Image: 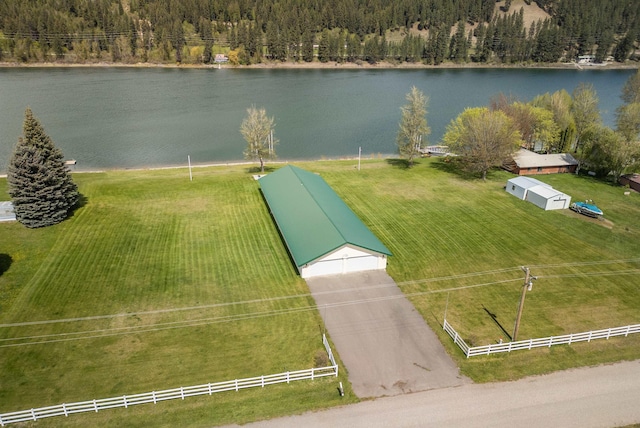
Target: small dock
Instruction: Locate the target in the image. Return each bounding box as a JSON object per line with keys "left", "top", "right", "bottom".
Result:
{"left": 420, "top": 145, "right": 450, "bottom": 156}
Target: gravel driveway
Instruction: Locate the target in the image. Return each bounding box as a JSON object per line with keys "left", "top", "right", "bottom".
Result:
{"left": 306, "top": 270, "right": 470, "bottom": 398}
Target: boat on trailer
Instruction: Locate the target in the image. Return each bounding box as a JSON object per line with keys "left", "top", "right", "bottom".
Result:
{"left": 570, "top": 200, "right": 603, "bottom": 218}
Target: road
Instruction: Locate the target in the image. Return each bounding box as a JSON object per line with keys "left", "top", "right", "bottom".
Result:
{"left": 243, "top": 359, "right": 640, "bottom": 428}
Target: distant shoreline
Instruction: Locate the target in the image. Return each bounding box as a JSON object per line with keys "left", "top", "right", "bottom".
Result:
{"left": 1, "top": 60, "right": 638, "bottom": 70}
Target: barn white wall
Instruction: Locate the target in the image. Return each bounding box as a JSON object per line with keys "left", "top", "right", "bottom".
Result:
{"left": 301, "top": 245, "right": 387, "bottom": 278}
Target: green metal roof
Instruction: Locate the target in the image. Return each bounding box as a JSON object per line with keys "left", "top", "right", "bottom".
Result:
{"left": 259, "top": 165, "right": 391, "bottom": 270}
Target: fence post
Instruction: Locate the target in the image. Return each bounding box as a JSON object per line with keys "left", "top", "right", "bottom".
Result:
{"left": 63, "top": 403, "right": 68, "bottom": 417}
{"left": 124, "top": 395, "right": 128, "bottom": 408}
{"left": 152, "top": 391, "right": 157, "bottom": 404}
{"left": 208, "top": 383, "right": 213, "bottom": 395}
{"left": 180, "top": 387, "right": 185, "bottom": 400}
{"left": 588, "top": 331, "right": 592, "bottom": 342}
{"left": 286, "top": 371, "right": 290, "bottom": 384}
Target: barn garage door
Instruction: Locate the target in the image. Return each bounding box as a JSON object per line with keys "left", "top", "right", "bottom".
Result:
{"left": 304, "top": 255, "right": 381, "bottom": 278}
{"left": 345, "top": 255, "right": 379, "bottom": 273}
{"left": 304, "top": 258, "right": 343, "bottom": 278}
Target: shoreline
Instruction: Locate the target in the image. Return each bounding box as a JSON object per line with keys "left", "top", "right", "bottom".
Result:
{"left": 1, "top": 155, "right": 395, "bottom": 177}
{"left": 1, "top": 60, "right": 638, "bottom": 70}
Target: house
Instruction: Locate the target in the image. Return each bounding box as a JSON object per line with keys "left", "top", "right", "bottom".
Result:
{"left": 504, "top": 148, "right": 578, "bottom": 176}
{"left": 259, "top": 165, "right": 391, "bottom": 278}
{"left": 620, "top": 173, "right": 640, "bottom": 192}
{"left": 506, "top": 176, "right": 572, "bottom": 211}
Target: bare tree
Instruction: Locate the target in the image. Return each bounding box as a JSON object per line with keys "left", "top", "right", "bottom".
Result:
{"left": 240, "top": 105, "right": 278, "bottom": 173}
{"left": 396, "top": 86, "right": 430, "bottom": 167}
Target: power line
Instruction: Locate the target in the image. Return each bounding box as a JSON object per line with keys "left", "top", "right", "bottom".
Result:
{"left": 4, "top": 269, "right": 639, "bottom": 348}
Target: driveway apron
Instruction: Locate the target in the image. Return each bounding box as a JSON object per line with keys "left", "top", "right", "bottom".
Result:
{"left": 306, "top": 270, "right": 470, "bottom": 398}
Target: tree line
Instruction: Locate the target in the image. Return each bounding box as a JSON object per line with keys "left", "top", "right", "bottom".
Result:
{"left": 0, "top": 0, "right": 638, "bottom": 65}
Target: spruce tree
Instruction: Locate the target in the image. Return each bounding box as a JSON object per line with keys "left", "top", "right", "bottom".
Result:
{"left": 7, "top": 108, "right": 79, "bottom": 228}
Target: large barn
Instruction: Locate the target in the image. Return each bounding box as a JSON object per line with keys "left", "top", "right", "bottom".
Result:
{"left": 259, "top": 165, "right": 391, "bottom": 279}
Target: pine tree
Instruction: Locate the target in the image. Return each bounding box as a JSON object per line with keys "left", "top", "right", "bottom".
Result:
{"left": 8, "top": 108, "right": 79, "bottom": 228}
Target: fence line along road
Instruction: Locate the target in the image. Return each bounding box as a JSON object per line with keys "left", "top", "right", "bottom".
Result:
{"left": 443, "top": 319, "right": 640, "bottom": 358}
{"left": 0, "top": 334, "right": 338, "bottom": 426}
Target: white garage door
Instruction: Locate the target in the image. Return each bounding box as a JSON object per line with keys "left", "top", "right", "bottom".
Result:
{"left": 304, "top": 258, "right": 343, "bottom": 278}
{"left": 345, "top": 255, "right": 379, "bottom": 273}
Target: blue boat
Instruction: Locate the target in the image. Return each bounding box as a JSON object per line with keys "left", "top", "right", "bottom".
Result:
{"left": 570, "top": 200, "right": 603, "bottom": 218}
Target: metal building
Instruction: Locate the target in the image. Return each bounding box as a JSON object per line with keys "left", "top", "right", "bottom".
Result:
{"left": 259, "top": 165, "right": 391, "bottom": 278}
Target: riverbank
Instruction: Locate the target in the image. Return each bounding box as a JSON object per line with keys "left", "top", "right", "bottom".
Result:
{"left": 1, "top": 59, "right": 638, "bottom": 70}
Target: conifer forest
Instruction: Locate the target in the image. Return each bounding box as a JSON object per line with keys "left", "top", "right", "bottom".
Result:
{"left": 0, "top": 0, "right": 638, "bottom": 65}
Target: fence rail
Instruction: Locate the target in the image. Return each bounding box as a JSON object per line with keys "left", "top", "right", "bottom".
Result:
{"left": 443, "top": 319, "right": 640, "bottom": 358}
{"left": 0, "top": 334, "right": 338, "bottom": 426}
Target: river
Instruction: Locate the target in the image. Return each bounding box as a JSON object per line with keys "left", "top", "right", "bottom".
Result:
{"left": 0, "top": 67, "right": 635, "bottom": 171}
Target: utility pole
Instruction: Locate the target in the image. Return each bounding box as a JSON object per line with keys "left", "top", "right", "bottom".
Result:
{"left": 513, "top": 266, "right": 536, "bottom": 342}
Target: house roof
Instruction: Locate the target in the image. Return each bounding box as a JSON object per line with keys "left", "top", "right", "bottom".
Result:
{"left": 513, "top": 149, "right": 578, "bottom": 169}
{"left": 259, "top": 165, "right": 391, "bottom": 269}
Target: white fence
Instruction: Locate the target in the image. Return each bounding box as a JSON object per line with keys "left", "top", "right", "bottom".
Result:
{"left": 0, "top": 334, "right": 338, "bottom": 426}
{"left": 443, "top": 319, "right": 640, "bottom": 358}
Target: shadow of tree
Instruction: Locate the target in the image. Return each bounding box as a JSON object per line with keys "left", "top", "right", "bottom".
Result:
{"left": 246, "top": 166, "right": 278, "bottom": 174}
{"left": 429, "top": 157, "right": 485, "bottom": 181}
{"left": 67, "top": 193, "right": 88, "bottom": 219}
{"left": 385, "top": 158, "right": 417, "bottom": 169}
{"left": 0, "top": 254, "right": 13, "bottom": 277}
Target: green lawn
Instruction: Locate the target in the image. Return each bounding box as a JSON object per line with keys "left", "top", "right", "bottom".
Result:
{"left": 1, "top": 158, "right": 639, "bottom": 425}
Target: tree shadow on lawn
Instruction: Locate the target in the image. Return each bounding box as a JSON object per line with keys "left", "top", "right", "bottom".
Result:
{"left": 66, "top": 193, "right": 88, "bottom": 220}
{"left": 0, "top": 254, "right": 12, "bottom": 277}
{"left": 245, "top": 165, "right": 278, "bottom": 175}
{"left": 385, "top": 158, "right": 421, "bottom": 169}
{"left": 429, "top": 158, "right": 502, "bottom": 182}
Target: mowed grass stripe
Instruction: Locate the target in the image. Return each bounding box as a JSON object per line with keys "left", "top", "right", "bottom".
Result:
{"left": 1, "top": 159, "right": 639, "bottom": 422}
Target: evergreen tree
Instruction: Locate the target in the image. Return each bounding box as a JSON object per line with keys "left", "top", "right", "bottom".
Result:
{"left": 8, "top": 108, "right": 79, "bottom": 228}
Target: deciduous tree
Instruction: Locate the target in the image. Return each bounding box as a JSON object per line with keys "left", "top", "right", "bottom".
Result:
{"left": 396, "top": 86, "right": 430, "bottom": 167}
{"left": 571, "top": 83, "right": 601, "bottom": 152}
{"left": 240, "top": 105, "right": 278, "bottom": 173}
{"left": 443, "top": 107, "right": 522, "bottom": 180}
{"left": 8, "top": 108, "right": 79, "bottom": 228}
{"left": 581, "top": 126, "right": 640, "bottom": 182}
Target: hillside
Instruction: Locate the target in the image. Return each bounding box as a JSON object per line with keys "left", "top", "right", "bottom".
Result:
{"left": 0, "top": 0, "right": 637, "bottom": 66}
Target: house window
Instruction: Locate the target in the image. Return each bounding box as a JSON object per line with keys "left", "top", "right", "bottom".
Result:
{"left": 537, "top": 167, "right": 543, "bottom": 172}
{"left": 512, "top": 185, "right": 515, "bottom": 190}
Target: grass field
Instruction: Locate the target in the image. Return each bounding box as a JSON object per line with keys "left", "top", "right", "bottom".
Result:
{"left": 1, "top": 158, "right": 639, "bottom": 425}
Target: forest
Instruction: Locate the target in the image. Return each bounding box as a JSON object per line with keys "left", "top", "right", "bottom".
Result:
{"left": 0, "top": 0, "right": 638, "bottom": 65}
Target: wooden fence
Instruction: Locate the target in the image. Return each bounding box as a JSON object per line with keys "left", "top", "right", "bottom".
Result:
{"left": 443, "top": 319, "right": 640, "bottom": 358}
{"left": 0, "top": 334, "right": 338, "bottom": 426}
